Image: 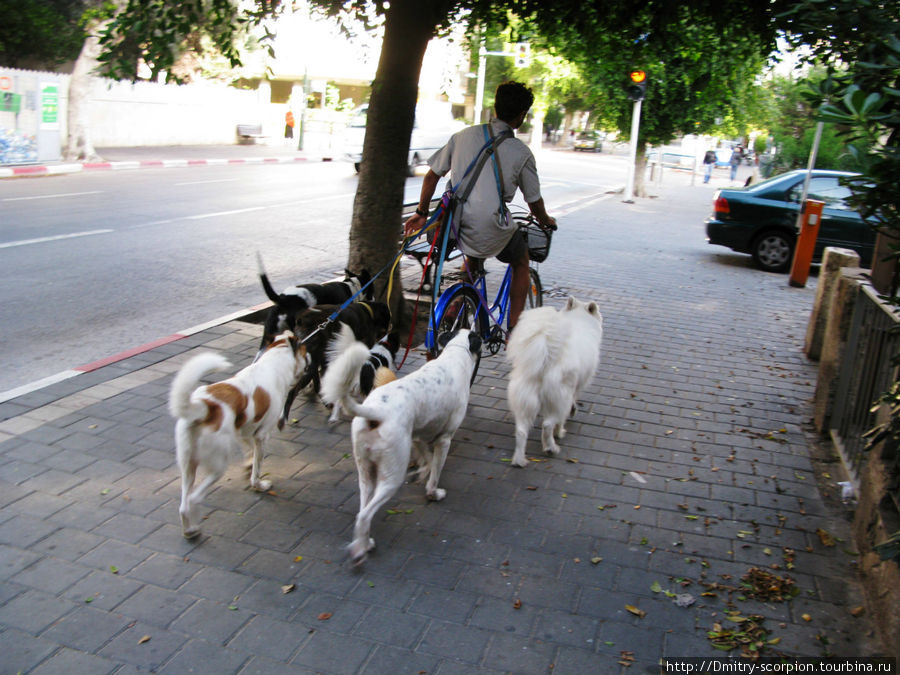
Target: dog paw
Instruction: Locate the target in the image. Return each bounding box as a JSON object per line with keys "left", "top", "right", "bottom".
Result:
{"left": 557, "top": 425, "right": 567, "bottom": 439}
{"left": 426, "top": 487, "right": 446, "bottom": 501}
{"left": 182, "top": 527, "right": 201, "bottom": 540}
{"left": 510, "top": 454, "right": 528, "bottom": 468}
{"left": 543, "top": 445, "right": 561, "bottom": 456}
{"left": 252, "top": 479, "right": 273, "bottom": 492}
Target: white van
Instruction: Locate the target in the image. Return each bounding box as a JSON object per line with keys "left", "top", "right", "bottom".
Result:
{"left": 342, "top": 102, "right": 464, "bottom": 176}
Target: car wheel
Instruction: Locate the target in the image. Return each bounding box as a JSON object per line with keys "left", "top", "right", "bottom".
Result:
{"left": 751, "top": 230, "right": 794, "bottom": 273}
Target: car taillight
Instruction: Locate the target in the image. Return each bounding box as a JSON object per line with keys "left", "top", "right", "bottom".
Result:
{"left": 714, "top": 192, "right": 730, "bottom": 217}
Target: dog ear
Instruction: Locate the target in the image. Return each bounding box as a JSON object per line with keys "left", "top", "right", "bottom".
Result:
{"left": 437, "top": 330, "right": 457, "bottom": 349}
{"left": 565, "top": 296, "right": 577, "bottom": 311}
{"left": 467, "top": 331, "right": 482, "bottom": 355}
{"left": 587, "top": 302, "right": 601, "bottom": 317}
{"left": 385, "top": 332, "right": 400, "bottom": 353}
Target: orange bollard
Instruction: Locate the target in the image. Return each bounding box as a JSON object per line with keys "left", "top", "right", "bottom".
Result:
{"left": 789, "top": 199, "right": 826, "bottom": 288}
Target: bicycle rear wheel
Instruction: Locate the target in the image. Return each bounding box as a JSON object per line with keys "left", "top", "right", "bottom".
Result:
{"left": 431, "top": 285, "right": 489, "bottom": 373}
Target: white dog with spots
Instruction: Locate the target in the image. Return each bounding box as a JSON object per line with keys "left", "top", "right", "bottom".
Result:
{"left": 168, "top": 332, "right": 308, "bottom": 538}
{"left": 327, "top": 330, "right": 481, "bottom": 565}
{"left": 506, "top": 297, "right": 603, "bottom": 467}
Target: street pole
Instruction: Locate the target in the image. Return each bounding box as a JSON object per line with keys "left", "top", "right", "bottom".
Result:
{"left": 624, "top": 98, "right": 642, "bottom": 203}
{"left": 473, "top": 45, "right": 486, "bottom": 124}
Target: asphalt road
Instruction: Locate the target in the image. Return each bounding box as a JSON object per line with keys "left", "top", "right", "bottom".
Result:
{"left": 0, "top": 148, "right": 626, "bottom": 394}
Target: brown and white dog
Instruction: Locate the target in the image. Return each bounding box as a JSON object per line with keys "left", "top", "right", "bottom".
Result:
{"left": 168, "top": 332, "right": 308, "bottom": 538}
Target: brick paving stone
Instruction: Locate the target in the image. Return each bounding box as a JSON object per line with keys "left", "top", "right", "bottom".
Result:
{"left": 290, "top": 629, "right": 373, "bottom": 674}
{"left": 0, "top": 587, "right": 78, "bottom": 634}
{"left": 227, "top": 614, "right": 306, "bottom": 662}
{"left": 97, "top": 620, "right": 189, "bottom": 671}
{"left": 162, "top": 637, "right": 251, "bottom": 674}
{"left": 170, "top": 598, "right": 252, "bottom": 644}
{"left": 30, "top": 646, "right": 120, "bottom": 674}
{"left": 0, "top": 626, "right": 60, "bottom": 673}
{"left": 41, "top": 605, "right": 133, "bottom": 652}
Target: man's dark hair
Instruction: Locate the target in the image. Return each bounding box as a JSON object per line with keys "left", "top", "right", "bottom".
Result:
{"left": 494, "top": 81, "right": 534, "bottom": 123}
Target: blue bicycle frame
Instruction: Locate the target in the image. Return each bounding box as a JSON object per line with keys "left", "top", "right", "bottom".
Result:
{"left": 424, "top": 265, "right": 513, "bottom": 352}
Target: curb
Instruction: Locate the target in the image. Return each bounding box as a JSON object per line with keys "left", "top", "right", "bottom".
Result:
{"left": 0, "top": 302, "right": 270, "bottom": 404}
{"left": 0, "top": 154, "right": 329, "bottom": 179}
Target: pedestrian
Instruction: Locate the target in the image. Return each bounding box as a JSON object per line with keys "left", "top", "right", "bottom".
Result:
{"left": 284, "top": 109, "right": 295, "bottom": 140}
{"left": 404, "top": 81, "right": 556, "bottom": 332}
{"left": 729, "top": 145, "right": 743, "bottom": 182}
{"left": 702, "top": 148, "right": 717, "bottom": 184}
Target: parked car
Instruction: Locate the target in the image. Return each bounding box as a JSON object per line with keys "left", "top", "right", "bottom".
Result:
{"left": 574, "top": 131, "right": 604, "bottom": 152}
{"left": 705, "top": 169, "right": 876, "bottom": 272}
{"left": 342, "top": 102, "right": 464, "bottom": 176}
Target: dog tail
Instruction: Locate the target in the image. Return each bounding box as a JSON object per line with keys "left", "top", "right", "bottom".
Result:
{"left": 168, "top": 352, "right": 232, "bottom": 420}
{"left": 256, "top": 251, "right": 281, "bottom": 305}
{"left": 321, "top": 336, "right": 371, "bottom": 412}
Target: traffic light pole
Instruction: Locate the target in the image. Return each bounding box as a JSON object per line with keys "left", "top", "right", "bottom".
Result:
{"left": 473, "top": 42, "right": 529, "bottom": 124}
{"left": 623, "top": 98, "right": 642, "bottom": 203}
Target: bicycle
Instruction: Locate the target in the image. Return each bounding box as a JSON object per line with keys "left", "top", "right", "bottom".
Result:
{"left": 424, "top": 208, "right": 554, "bottom": 366}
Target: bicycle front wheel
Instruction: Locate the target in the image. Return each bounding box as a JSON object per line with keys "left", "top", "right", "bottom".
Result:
{"left": 527, "top": 267, "right": 543, "bottom": 308}
{"left": 431, "top": 285, "right": 489, "bottom": 358}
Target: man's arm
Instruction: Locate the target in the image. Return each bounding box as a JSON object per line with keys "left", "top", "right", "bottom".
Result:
{"left": 527, "top": 197, "right": 557, "bottom": 230}
{"left": 403, "top": 169, "right": 441, "bottom": 237}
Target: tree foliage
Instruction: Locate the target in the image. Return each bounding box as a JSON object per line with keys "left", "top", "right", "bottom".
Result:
{"left": 0, "top": 0, "right": 86, "bottom": 69}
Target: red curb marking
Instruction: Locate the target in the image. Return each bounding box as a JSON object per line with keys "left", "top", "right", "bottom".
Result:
{"left": 12, "top": 166, "right": 48, "bottom": 175}
{"left": 83, "top": 163, "right": 113, "bottom": 170}
{"left": 74, "top": 334, "right": 186, "bottom": 372}
{"left": 187, "top": 160, "right": 207, "bottom": 165}
{"left": 140, "top": 160, "right": 164, "bottom": 167}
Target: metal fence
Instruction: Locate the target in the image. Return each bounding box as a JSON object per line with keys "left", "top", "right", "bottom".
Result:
{"left": 830, "top": 284, "right": 900, "bottom": 483}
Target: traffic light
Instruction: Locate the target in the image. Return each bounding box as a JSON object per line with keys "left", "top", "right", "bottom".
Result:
{"left": 626, "top": 69, "right": 647, "bottom": 101}
{"left": 515, "top": 42, "right": 531, "bottom": 68}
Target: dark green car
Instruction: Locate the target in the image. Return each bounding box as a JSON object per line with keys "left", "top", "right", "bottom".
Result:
{"left": 705, "top": 169, "right": 876, "bottom": 272}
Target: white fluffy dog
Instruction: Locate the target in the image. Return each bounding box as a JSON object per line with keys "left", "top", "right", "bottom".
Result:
{"left": 169, "top": 332, "right": 308, "bottom": 538}
{"left": 506, "top": 297, "right": 603, "bottom": 467}
{"left": 324, "top": 330, "right": 481, "bottom": 565}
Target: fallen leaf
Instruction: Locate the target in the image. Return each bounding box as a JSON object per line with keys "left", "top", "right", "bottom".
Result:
{"left": 294, "top": 556, "right": 303, "bottom": 562}
{"left": 590, "top": 557, "right": 603, "bottom": 564}
{"left": 801, "top": 613, "right": 812, "bottom": 622}
{"left": 816, "top": 528, "right": 836, "bottom": 547}
{"left": 228, "top": 605, "right": 238, "bottom": 611}
{"left": 625, "top": 605, "right": 646, "bottom": 618}
{"left": 84, "top": 596, "right": 94, "bottom": 603}
{"left": 513, "top": 599, "right": 522, "bottom": 609}
{"left": 850, "top": 606, "right": 865, "bottom": 617}
{"left": 367, "top": 581, "right": 375, "bottom": 588}
{"left": 109, "top": 566, "right": 119, "bottom": 575}
{"left": 281, "top": 584, "right": 295, "bottom": 594}
{"left": 317, "top": 612, "right": 332, "bottom": 621}
{"left": 100, "top": 489, "right": 110, "bottom": 495}
{"left": 566, "top": 458, "right": 579, "bottom": 463}
{"left": 650, "top": 581, "right": 663, "bottom": 593}
{"left": 138, "top": 635, "right": 151, "bottom": 644}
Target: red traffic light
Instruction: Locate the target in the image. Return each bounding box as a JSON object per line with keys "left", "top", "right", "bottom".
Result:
{"left": 629, "top": 70, "right": 647, "bottom": 84}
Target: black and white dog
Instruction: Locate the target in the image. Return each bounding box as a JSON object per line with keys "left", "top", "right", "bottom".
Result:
{"left": 326, "top": 330, "right": 481, "bottom": 565}
{"left": 277, "top": 301, "right": 392, "bottom": 428}
{"left": 256, "top": 252, "right": 372, "bottom": 353}
{"left": 321, "top": 323, "right": 400, "bottom": 424}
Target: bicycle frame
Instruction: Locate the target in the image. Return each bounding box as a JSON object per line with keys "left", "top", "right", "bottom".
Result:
{"left": 424, "top": 265, "right": 513, "bottom": 352}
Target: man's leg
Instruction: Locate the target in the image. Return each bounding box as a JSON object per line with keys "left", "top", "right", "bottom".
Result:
{"left": 508, "top": 254, "right": 530, "bottom": 331}
{"left": 498, "top": 230, "right": 531, "bottom": 332}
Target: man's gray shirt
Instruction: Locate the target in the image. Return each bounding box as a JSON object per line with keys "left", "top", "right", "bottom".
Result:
{"left": 428, "top": 118, "right": 542, "bottom": 258}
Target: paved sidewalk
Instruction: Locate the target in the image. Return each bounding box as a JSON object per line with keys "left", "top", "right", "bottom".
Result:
{"left": 0, "top": 157, "right": 880, "bottom": 673}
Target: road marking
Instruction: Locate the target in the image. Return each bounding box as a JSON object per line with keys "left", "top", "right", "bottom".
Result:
{"left": 174, "top": 178, "right": 239, "bottom": 186}
{"left": 2, "top": 190, "right": 102, "bottom": 202}
{"left": 553, "top": 193, "right": 616, "bottom": 217}
{"left": 0, "top": 229, "right": 114, "bottom": 249}
{"left": 186, "top": 206, "right": 266, "bottom": 220}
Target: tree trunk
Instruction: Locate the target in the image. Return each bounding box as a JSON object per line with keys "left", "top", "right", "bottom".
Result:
{"left": 65, "top": 31, "right": 103, "bottom": 162}
{"left": 65, "top": 2, "right": 126, "bottom": 163}
{"left": 347, "top": 0, "right": 445, "bottom": 329}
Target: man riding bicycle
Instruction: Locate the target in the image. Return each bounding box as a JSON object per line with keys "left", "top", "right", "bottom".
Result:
{"left": 403, "top": 81, "right": 556, "bottom": 332}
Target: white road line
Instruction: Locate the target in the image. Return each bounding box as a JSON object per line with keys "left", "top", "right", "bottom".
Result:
{"left": 0, "top": 229, "right": 114, "bottom": 249}
{"left": 186, "top": 206, "right": 267, "bottom": 220}
{"left": 553, "top": 192, "right": 616, "bottom": 217}
{"left": 174, "top": 178, "right": 240, "bottom": 186}
{"left": 2, "top": 191, "right": 102, "bottom": 202}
